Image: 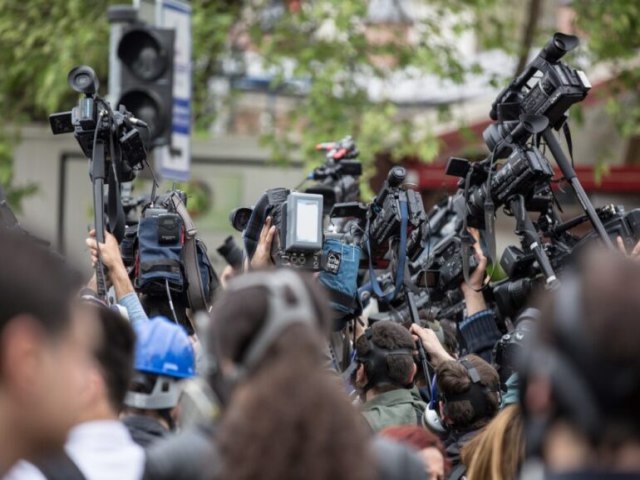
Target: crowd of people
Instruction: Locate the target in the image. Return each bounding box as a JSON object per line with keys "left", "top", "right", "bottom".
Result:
{"left": 1, "top": 199, "right": 640, "bottom": 480}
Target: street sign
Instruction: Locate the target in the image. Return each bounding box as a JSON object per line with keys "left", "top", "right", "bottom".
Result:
{"left": 156, "top": 0, "right": 192, "bottom": 181}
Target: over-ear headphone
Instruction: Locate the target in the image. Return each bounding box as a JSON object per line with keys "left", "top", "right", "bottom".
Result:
{"left": 356, "top": 328, "right": 414, "bottom": 394}
{"left": 206, "top": 269, "right": 320, "bottom": 403}
{"left": 439, "top": 357, "right": 500, "bottom": 425}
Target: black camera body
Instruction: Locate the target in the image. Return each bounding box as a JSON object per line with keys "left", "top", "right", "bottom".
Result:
{"left": 50, "top": 97, "right": 146, "bottom": 183}
{"left": 305, "top": 136, "right": 362, "bottom": 210}
{"left": 368, "top": 167, "right": 427, "bottom": 268}
{"left": 217, "top": 236, "right": 244, "bottom": 270}
{"left": 446, "top": 146, "right": 554, "bottom": 229}
{"left": 485, "top": 33, "right": 591, "bottom": 157}
{"left": 416, "top": 233, "right": 479, "bottom": 295}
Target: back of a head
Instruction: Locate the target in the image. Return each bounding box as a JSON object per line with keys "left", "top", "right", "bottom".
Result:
{"left": 213, "top": 270, "right": 375, "bottom": 480}
{"left": 208, "top": 269, "right": 332, "bottom": 374}
{"left": 355, "top": 321, "right": 416, "bottom": 391}
{"left": 88, "top": 302, "right": 136, "bottom": 412}
{"left": 523, "top": 247, "right": 640, "bottom": 453}
{"left": 436, "top": 355, "right": 500, "bottom": 431}
{"left": 462, "top": 404, "right": 525, "bottom": 480}
{"left": 0, "top": 230, "right": 81, "bottom": 338}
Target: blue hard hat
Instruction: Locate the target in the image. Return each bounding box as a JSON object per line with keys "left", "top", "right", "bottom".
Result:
{"left": 133, "top": 316, "right": 196, "bottom": 379}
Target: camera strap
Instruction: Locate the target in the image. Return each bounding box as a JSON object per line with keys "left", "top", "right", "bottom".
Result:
{"left": 168, "top": 192, "right": 210, "bottom": 314}
{"left": 561, "top": 122, "right": 575, "bottom": 169}
{"left": 461, "top": 171, "right": 477, "bottom": 290}
{"left": 367, "top": 198, "right": 408, "bottom": 303}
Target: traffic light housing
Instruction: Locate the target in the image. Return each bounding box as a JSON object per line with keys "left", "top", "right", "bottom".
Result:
{"left": 117, "top": 25, "right": 175, "bottom": 148}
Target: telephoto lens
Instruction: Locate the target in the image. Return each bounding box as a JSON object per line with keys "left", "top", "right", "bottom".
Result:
{"left": 217, "top": 236, "right": 244, "bottom": 270}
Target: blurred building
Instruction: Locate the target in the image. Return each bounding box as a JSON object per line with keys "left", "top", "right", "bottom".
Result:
{"left": 10, "top": 0, "right": 640, "bottom": 267}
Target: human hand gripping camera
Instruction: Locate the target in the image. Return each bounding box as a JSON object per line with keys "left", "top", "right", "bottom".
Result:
{"left": 86, "top": 229, "right": 135, "bottom": 300}
{"left": 459, "top": 228, "right": 489, "bottom": 317}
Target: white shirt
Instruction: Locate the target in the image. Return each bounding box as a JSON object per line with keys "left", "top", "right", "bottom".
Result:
{"left": 4, "top": 420, "right": 145, "bottom": 480}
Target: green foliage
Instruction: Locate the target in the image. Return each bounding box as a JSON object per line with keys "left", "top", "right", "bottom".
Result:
{"left": 573, "top": 1, "right": 640, "bottom": 138}
{"left": 0, "top": 129, "right": 37, "bottom": 210}
{"left": 241, "top": 0, "right": 501, "bottom": 184}
{"left": 0, "top": 0, "right": 114, "bottom": 209}
{"left": 2, "top": 0, "right": 640, "bottom": 211}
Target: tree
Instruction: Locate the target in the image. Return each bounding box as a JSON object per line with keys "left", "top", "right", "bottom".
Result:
{"left": 1, "top": 0, "right": 639, "bottom": 205}
{"left": 572, "top": 0, "right": 640, "bottom": 152}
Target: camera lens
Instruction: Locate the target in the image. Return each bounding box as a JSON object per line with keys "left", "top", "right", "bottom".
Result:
{"left": 75, "top": 74, "right": 91, "bottom": 88}
{"left": 388, "top": 167, "right": 406, "bottom": 187}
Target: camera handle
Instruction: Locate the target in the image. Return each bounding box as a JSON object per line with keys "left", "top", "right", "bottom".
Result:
{"left": 510, "top": 195, "right": 559, "bottom": 289}
{"left": 406, "top": 290, "right": 432, "bottom": 402}
{"left": 90, "top": 131, "right": 108, "bottom": 300}
{"left": 542, "top": 128, "right": 614, "bottom": 249}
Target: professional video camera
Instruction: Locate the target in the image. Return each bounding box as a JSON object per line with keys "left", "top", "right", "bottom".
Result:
{"left": 484, "top": 33, "right": 591, "bottom": 159}
{"left": 445, "top": 139, "right": 555, "bottom": 229}
{"left": 50, "top": 66, "right": 147, "bottom": 185}
{"left": 49, "top": 65, "right": 148, "bottom": 298}
{"left": 367, "top": 166, "right": 427, "bottom": 269}
{"left": 237, "top": 187, "right": 325, "bottom": 270}
{"left": 409, "top": 33, "right": 607, "bottom": 321}
{"left": 305, "top": 135, "right": 362, "bottom": 210}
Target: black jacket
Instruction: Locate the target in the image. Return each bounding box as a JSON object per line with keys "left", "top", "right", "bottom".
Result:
{"left": 144, "top": 424, "right": 218, "bottom": 480}
{"left": 123, "top": 415, "right": 168, "bottom": 448}
{"left": 445, "top": 429, "right": 480, "bottom": 468}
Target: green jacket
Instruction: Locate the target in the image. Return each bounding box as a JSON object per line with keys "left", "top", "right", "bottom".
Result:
{"left": 361, "top": 388, "right": 428, "bottom": 433}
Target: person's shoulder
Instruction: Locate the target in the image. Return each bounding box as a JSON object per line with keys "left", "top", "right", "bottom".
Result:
{"left": 143, "top": 425, "right": 218, "bottom": 480}
{"left": 3, "top": 461, "right": 48, "bottom": 480}
{"left": 370, "top": 437, "right": 426, "bottom": 480}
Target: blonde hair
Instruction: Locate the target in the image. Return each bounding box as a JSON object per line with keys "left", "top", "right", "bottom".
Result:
{"left": 461, "top": 405, "right": 525, "bottom": 480}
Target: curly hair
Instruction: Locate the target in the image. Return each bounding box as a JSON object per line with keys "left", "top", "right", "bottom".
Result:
{"left": 211, "top": 271, "right": 375, "bottom": 480}
{"left": 355, "top": 321, "right": 416, "bottom": 390}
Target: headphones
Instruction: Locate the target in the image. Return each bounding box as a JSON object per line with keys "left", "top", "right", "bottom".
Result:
{"left": 208, "top": 270, "right": 319, "bottom": 393}
{"left": 423, "top": 376, "right": 447, "bottom": 433}
{"left": 355, "top": 328, "right": 414, "bottom": 394}
{"left": 438, "top": 357, "right": 501, "bottom": 428}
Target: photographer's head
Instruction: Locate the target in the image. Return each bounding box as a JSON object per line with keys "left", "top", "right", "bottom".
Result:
{"left": 436, "top": 355, "right": 500, "bottom": 432}
{"left": 77, "top": 292, "right": 136, "bottom": 420}
{"left": 124, "top": 316, "right": 195, "bottom": 430}
{"left": 521, "top": 248, "right": 640, "bottom": 472}
{"left": 207, "top": 268, "right": 332, "bottom": 403}
{"left": 0, "top": 231, "right": 88, "bottom": 471}
{"left": 354, "top": 321, "right": 417, "bottom": 398}
{"left": 210, "top": 269, "right": 375, "bottom": 480}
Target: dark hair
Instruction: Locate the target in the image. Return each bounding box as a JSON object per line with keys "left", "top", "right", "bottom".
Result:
{"left": 89, "top": 305, "right": 136, "bottom": 411}
{"left": 355, "top": 321, "right": 416, "bottom": 390}
{"left": 211, "top": 271, "right": 375, "bottom": 480}
{"left": 436, "top": 354, "right": 500, "bottom": 430}
{"left": 140, "top": 294, "right": 193, "bottom": 335}
{"left": 532, "top": 248, "right": 640, "bottom": 444}
{"left": 0, "top": 230, "right": 82, "bottom": 343}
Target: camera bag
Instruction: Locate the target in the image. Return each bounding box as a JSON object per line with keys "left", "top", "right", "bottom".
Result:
{"left": 135, "top": 191, "right": 218, "bottom": 313}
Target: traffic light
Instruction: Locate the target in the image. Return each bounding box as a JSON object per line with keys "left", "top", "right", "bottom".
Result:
{"left": 117, "top": 25, "right": 175, "bottom": 148}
